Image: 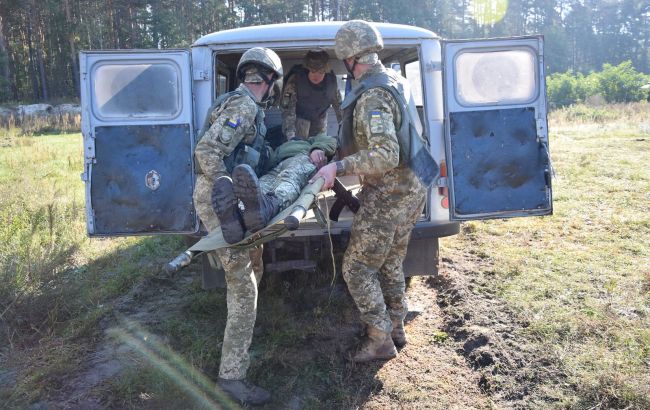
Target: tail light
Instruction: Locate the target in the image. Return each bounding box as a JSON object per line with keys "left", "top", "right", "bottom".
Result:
{"left": 438, "top": 161, "right": 449, "bottom": 209}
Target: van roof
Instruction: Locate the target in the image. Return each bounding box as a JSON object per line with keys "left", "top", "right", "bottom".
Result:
{"left": 193, "top": 21, "right": 438, "bottom": 47}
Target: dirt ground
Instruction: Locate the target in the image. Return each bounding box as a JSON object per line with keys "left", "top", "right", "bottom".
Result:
{"left": 11, "top": 247, "right": 565, "bottom": 410}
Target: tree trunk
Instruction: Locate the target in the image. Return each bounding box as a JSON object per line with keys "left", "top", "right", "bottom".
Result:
{"left": 26, "top": 9, "right": 40, "bottom": 100}
{"left": 63, "top": 0, "right": 80, "bottom": 94}
{"left": 0, "top": 15, "right": 13, "bottom": 101}
{"left": 35, "top": 11, "right": 48, "bottom": 100}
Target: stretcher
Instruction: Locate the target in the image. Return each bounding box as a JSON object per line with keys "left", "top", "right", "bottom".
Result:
{"left": 193, "top": 177, "right": 326, "bottom": 251}
{"left": 164, "top": 178, "right": 327, "bottom": 275}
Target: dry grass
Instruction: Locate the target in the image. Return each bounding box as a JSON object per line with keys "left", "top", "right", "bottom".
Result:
{"left": 549, "top": 101, "right": 650, "bottom": 126}
{"left": 442, "top": 101, "right": 650, "bottom": 408}
{"left": 0, "top": 132, "right": 184, "bottom": 407}
{"left": 0, "top": 112, "right": 80, "bottom": 136}
{"left": 2, "top": 102, "right": 649, "bottom": 408}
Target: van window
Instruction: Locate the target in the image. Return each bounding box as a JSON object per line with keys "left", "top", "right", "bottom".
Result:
{"left": 216, "top": 72, "right": 228, "bottom": 96}
{"left": 214, "top": 59, "right": 231, "bottom": 97}
{"left": 454, "top": 48, "right": 537, "bottom": 106}
{"left": 404, "top": 61, "right": 423, "bottom": 106}
{"left": 92, "top": 62, "right": 181, "bottom": 119}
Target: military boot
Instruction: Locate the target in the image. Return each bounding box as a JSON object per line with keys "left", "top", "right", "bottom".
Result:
{"left": 391, "top": 318, "right": 407, "bottom": 348}
{"left": 217, "top": 378, "right": 271, "bottom": 406}
{"left": 211, "top": 176, "right": 245, "bottom": 244}
{"left": 352, "top": 325, "right": 397, "bottom": 362}
{"left": 232, "top": 164, "right": 282, "bottom": 232}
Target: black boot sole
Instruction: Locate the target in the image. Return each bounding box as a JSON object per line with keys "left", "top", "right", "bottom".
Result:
{"left": 232, "top": 165, "right": 266, "bottom": 233}
{"left": 211, "top": 176, "right": 245, "bottom": 244}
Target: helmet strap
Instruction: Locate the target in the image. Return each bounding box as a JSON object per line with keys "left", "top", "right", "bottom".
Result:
{"left": 260, "top": 73, "right": 277, "bottom": 104}
{"left": 344, "top": 58, "right": 358, "bottom": 79}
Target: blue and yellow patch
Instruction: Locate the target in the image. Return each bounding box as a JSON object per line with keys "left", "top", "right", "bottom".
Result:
{"left": 369, "top": 111, "right": 384, "bottom": 134}
{"left": 220, "top": 118, "right": 240, "bottom": 144}
{"left": 226, "top": 118, "right": 240, "bottom": 129}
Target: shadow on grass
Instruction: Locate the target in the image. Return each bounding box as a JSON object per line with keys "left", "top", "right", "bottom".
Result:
{"left": 2, "top": 234, "right": 390, "bottom": 409}
{"left": 248, "top": 268, "right": 391, "bottom": 409}
{"left": 0, "top": 234, "right": 185, "bottom": 406}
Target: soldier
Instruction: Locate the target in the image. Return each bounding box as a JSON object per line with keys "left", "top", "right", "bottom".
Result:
{"left": 281, "top": 49, "right": 342, "bottom": 140}
{"left": 311, "top": 20, "right": 429, "bottom": 362}
{"left": 224, "top": 134, "right": 336, "bottom": 234}
{"left": 192, "top": 47, "right": 282, "bottom": 405}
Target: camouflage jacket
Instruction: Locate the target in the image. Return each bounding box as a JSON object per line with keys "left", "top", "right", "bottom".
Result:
{"left": 194, "top": 84, "right": 262, "bottom": 180}
{"left": 272, "top": 133, "right": 337, "bottom": 164}
{"left": 339, "top": 63, "right": 422, "bottom": 196}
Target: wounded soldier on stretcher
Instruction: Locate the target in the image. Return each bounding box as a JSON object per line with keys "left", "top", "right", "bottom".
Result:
{"left": 212, "top": 132, "right": 336, "bottom": 244}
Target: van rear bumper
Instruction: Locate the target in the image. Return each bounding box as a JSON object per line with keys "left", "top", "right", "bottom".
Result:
{"left": 281, "top": 220, "right": 460, "bottom": 239}
{"left": 264, "top": 221, "right": 460, "bottom": 277}
{"left": 412, "top": 221, "right": 460, "bottom": 239}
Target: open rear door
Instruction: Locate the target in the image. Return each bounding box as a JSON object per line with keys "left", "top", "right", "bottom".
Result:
{"left": 80, "top": 50, "right": 197, "bottom": 236}
{"left": 442, "top": 36, "right": 552, "bottom": 220}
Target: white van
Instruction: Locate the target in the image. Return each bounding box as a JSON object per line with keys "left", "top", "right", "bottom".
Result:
{"left": 79, "top": 22, "right": 552, "bottom": 278}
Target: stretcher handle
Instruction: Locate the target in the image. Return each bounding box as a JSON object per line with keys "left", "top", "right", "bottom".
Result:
{"left": 284, "top": 206, "right": 307, "bottom": 230}
{"left": 283, "top": 177, "right": 325, "bottom": 230}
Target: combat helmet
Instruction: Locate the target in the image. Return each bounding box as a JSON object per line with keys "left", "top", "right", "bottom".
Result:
{"left": 237, "top": 47, "right": 283, "bottom": 105}
{"left": 237, "top": 47, "right": 283, "bottom": 83}
{"left": 304, "top": 50, "right": 330, "bottom": 73}
{"left": 335, "top": 20, "right": 383, "bottom": 64}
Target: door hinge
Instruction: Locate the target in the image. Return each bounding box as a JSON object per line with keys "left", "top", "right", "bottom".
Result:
{"left": 426, "top": 61, "right": 442, "bottom": 72}
{"left": 84, "top": 127, "right": 96, "bottom": 159}
{"left": 81, "top": 162, "right": 91, "bottom": 182}
{"left": 193, "top": 70, "right": 209, "bottom": 80}
{"left": 88, "top": 209, "right": 95, "bottom": 233}
{"left": 536, "top": 118, "right": 546, "bottom": 138}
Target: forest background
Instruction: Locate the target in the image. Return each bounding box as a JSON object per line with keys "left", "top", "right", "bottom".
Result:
{"left": 0, "top": 0, "right": 649, "bottom": 104}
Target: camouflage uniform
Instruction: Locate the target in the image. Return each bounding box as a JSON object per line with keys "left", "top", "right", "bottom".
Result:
{"left": 193, "top": 85, "right": 337, "bottom": 379}
{"left": 338, "top": 62, "right": 427, "bottom": 334}
{"left": 264, "top": 134, "right": 337, "bottom": 208}
{"left": 193, "top": 83, "right": 265, "bottom": 380}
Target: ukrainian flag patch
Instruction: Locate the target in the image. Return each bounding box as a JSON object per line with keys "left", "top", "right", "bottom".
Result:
{"left": 226, "top": 118, "right": 240, "bottom": 129}
{"left": 369, "top": 111, "right": 384, "bottom": 134}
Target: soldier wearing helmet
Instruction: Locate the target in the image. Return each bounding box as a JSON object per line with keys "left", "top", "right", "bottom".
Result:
{"left": 192, "top": 46, "right": 282, "bottom": 406}
{"left": 311, "top": 20, "right": 429, "bottom": 362}
{"left": 193, "top": 46, "right": 338, "bottom": 404}
{"left": 281, "top": 49, "right": 342, "bottom": 140}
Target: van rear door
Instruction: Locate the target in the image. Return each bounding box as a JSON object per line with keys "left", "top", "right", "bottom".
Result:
{"left": 442, "top": 36, "right": 552, "bottom": 220}
{"left": 79, "top": 50, "right": 197, "bottom": 236}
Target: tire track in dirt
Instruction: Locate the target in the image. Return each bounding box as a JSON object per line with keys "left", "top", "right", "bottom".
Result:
{"left": 359, "top": 276, "right": 493, "bottom": 409}
{"left": 428, "top": 252, "right": 567, "bottom": 408}
{"left": 28, "top": 246, "right": 565, "bottom": 409}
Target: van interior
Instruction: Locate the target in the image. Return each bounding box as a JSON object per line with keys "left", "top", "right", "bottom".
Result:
{"left": 213, "top": 46, "right": 424, "bottom": 147}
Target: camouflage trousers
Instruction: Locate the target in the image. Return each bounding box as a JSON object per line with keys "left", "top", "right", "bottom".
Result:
{"left": 260, "top": 153, "right": 316, "bottom": 210}
{"left": 191, "top": 154, "right": 315, "bottom": 380}
{"left": 342, "top": 186, "right": 426, "bottom": 334}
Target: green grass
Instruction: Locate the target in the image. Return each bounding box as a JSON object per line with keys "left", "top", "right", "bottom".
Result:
{"left": 0, "top": 132, "right": 185, "bottom": 406}
{"left": 2, "top": 103, "right": 649, "bottom": 408}
{"left": 441, "top": 103, "right": 650, "bottom": 408}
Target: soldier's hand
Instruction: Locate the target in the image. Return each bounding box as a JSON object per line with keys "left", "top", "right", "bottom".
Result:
{"left": 309, "top": 149, "right": 327, "bottom": 169}
{"left": 309, "top": 162, "right": 337, "bottom": 190}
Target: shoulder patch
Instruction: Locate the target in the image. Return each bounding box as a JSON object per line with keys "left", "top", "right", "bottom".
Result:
{"left": 219, "top": 129, "right": 233, "bottom": 144}
{"left": 369, "top": 111, "right": 385, "bottom": 134}
{"left": 225, "top": 118, "right": 240, "bottom": 129}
